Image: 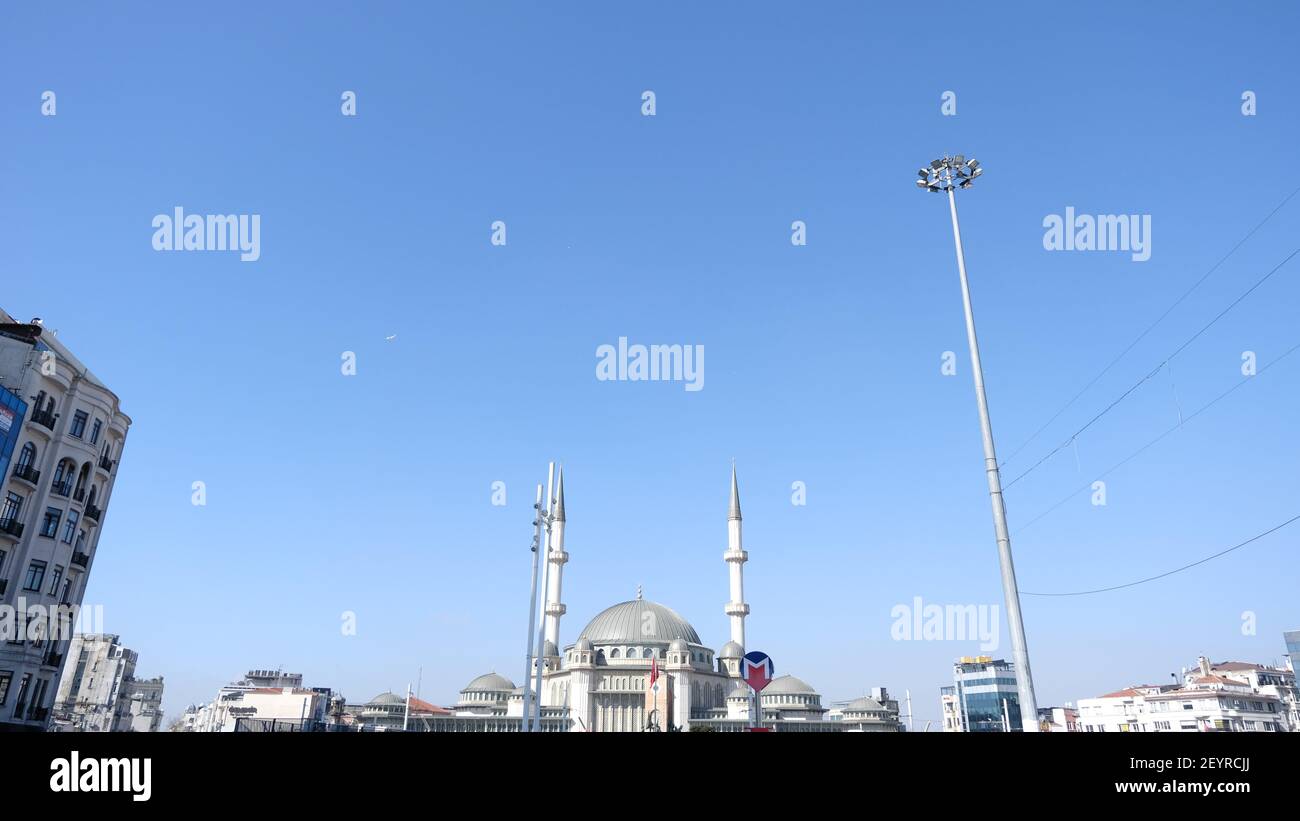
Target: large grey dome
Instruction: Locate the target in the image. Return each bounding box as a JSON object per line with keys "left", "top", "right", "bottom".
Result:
{"left": 577, "top": 600, "right": 701, "bottom": 645}
{"left": 461, "top": 672, "right": 515, "bottom": 693}
{"left": 719, "top": 640, "right": 744, "bottom": 658}
{"left": 368, "top": 692, "right": 404, "bottom": 706}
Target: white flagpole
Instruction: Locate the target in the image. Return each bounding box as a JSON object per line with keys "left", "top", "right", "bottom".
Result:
{"left": 522, "top": 482, "right": 544, "bottom": 732}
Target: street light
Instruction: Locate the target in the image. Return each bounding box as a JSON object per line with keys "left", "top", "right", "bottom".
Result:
{"left": 917, "top": 155, "right": 1039, "bottom": 732}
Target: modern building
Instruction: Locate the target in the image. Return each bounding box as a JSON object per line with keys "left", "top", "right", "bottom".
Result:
{"left": 1077, "top": 656, "right": 1292, "bottom": 732}
{"left": 945, "top": 656, "right": 1021, "bottom": 732}
{"left": 50, "top": 633, "right": 164, "bottom": 732}
{"left": 0, "top": 312, "right": 130, "bottom": 731}
{"left": 1285, "top": 629, "right": 1300, "bottom": 675}
{"left": 429, "top": 468, "right": 900, "bottom": 732}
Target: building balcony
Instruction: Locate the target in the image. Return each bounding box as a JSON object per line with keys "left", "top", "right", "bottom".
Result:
{"left": 85, "top": 505, "right": 102, "bottom": 523}
{"left": 30, "top": 409, "right": 56, "bottom": 431}
{"left": 49, "top": 481, "right": 71, "bottom": 499}
{"left": 45, "top": 651, "right": 63, "bottom": 669}
{"left": 71, "top": 551, "right": 89, "bottom": 568}
{"left": 73, "top": 487, "right": 85, "bottom": 503}
{"left": 32, "top": 706, "right": 49, "bottom": 722}
{"left": 98, "top": 455, "right": 114, "bottom": 472}
{"left": 0, "top": 517, "right": 23, "bottom": 540}
{"left": 11, "top": 463, "right": 40, "bottom": 486}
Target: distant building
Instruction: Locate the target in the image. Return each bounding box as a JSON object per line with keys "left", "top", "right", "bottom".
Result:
{"left": 945, "top": 656, "right": 1021, "bottom": 731}
{"left": 1077, "top": 656, "right": 1292, "bottom": 732}
{"left": 187, "top": 669, "right": 333, "bottom": 732}
{"left": 0, "top": 312, "right": 130, "bottom": 731}
{"left": 51, "top": 633, "right": 164, "bottom": 732}
{"left": 1038, "top": 705, "right": 1079, "bottom": 732}
{"left": 1285, "top": 630, "right": 1300, "bottom": 675}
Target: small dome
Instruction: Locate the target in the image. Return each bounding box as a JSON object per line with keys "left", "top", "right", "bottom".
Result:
{"left": 719, "top": 641, "right": 744, "bottom": 658}
{"left": 461, "top": 672, "right": 515, "bottom": 693}
{"left": 542, "top": 640, "right": 558, "bottom": 657}
{"left": 762, "top": 674, "right": 816, "bottom": 696}
{"left": 574, "top": 637, "right": 593, "bottom": 651}
{"left": 727, "top": 681, "right": 751, "bottom": 699}
{"left": 845, "top": 696, "right": 885, "bottom": 712}
{"left": 368, "top": 692, "right": 404, "bottom": 706}
{"left": 668, "top": 638, "right": 689, "bottom": 653}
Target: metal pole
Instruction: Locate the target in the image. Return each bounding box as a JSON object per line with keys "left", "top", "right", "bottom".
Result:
{"left": 946, "top": 185, "right": 1040, "bottom": 732}
{"left": 522, "top": 482, "right": 544, "bottom": 732}
{"left": 530, "top": 462, "right": 556, "bottom": 731}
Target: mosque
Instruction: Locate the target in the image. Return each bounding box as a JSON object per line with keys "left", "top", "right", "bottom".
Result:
{"left": 413, "top": 467, "right": 902, "bottom": 733}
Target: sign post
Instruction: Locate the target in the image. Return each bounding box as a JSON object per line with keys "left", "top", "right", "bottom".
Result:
{"left": 740, "top": 651, "right": 774, "bottom": 732}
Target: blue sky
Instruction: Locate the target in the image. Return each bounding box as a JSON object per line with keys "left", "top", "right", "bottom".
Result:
{"left": 3, "top": 2, "right": 1298, "bottom": 725}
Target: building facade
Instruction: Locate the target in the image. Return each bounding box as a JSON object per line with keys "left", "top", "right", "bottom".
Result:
{"left": 1077, "top": 656, "right": 1293, "bottom": 732}
{"left": 945, "top": 656, "right": 1021, "bottom": 732}
{"left": 0, "top": 312, "right": 130, "bottom": 731}
{"left": 187, "top": 669, "right": 333, "bottom": 732}
{"left": 51, "top": 633, "right": 164, "bottom": 732}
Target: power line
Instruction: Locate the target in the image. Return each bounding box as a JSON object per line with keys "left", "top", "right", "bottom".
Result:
{"left": 1000, "top": 182, "right": 1300, "bottom": 469}
{"left": 1002, "top": 246, "right": 1300, "bottom": 491}
{"left": 1022, "top": 513, "right": 1300, "bottom": 597}
{"left": 1013, "top": 336, "right": 1300, "bottom": 534}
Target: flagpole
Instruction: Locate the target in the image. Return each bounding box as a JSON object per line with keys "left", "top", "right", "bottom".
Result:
{"left": 522, "top": 482, "right": 544, "bottom": 732}
{"left": 530, "top": 462, "right": 556, "bottom": 731}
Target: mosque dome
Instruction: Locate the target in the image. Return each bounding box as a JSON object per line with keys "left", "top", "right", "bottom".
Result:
{"left": 668, "top": 638, "right": 689, "bottom": 653}
{"left": 577, "top": 599, "right": 701, "bottom": 645}
{"left": 719, "top": 640, "right": 744, "bottom": 659}
{"left": 367, "top": 692, "right": 404, "bottom": 707}
{"left": 461, "top": 672, "right": 515, "bottom": 693}
{"left": 762, "top": 675, "right": 816, "bottom": 696}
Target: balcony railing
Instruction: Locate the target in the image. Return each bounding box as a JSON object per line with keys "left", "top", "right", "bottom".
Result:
{"left": 0, "top": 518, "right": 23, "bottom": 539}
{"left": 85, "top": 505, "right": 102, "bottom": 523}
{"left": 49, "top": 481, "right": 71, "bottom": 498}
{"left": 71, "top": 551, "right": 90, "bottom": 568}
{"left": 30, "top": 410, "right": 56, "bottom": 431}
{"left": 11, "top": 463, "right": 40, "bottom": 485}
{"left": 98, "top": 455, "right": 114, "bottom": 472}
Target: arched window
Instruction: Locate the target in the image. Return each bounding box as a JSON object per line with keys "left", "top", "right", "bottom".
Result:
{"left": 74, "top": 463, "right": 91, "bottom": 495}
{"left": 44, "top": 397, "right": 55, "bottom": 414}
{"left": 87, "top": 485, "right": 97, "bottom": 507}
{"left": 610, "top": 648, "right": 620, "bottom": 659}
{"left": 643, "top": 648, "right": 653, "bottom": 659}
{"left": 16, "top": 442, "right": 36, "bottom": 469}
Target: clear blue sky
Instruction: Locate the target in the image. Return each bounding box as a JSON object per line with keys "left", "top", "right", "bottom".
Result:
{"left": 3, "top": 2, "right": 1298, "bottom": 725}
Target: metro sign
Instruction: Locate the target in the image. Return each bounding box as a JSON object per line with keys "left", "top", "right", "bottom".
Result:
{"left": 741, "top": 651, "right": 774, "bottom": 692}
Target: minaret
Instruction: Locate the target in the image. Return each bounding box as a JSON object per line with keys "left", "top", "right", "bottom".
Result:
{"left": 543, "top": 468, "right": 568, "bottom": 650}
{"left": 723, "top": 463, "right": 749, "bottom": 648}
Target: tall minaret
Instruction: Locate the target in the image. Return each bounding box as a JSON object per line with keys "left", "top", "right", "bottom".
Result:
{"left": 543, "top": 467, "right": 568, "bottom": 651}
{"left": 723, "top": 463, "right": 750, "bottom": 648}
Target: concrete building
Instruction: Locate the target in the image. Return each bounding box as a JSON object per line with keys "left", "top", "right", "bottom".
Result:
{"left": 1077, "top": 656, "right": 1292, "bottom": 732}
{"left": 50, "top": 633, "right": 164, "bottom": 732}
{"left": 187, "top": 669, "right": 333, "bottom": 732}
{"left": 0, "top": 312, "right": 130, "bottom": 731}
{"left": 1038, "top": 705, "right": 1080, "bottom": 732}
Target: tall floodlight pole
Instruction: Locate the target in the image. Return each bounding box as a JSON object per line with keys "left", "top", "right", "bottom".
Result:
{"left": 522, "top": 482, "right": 545, "bottom": 731}
{"left": 917, "top": 155, "right": 1040, "bottom": 732}
{"left": 530, "top": 462, "right": 557, "bottom": 731}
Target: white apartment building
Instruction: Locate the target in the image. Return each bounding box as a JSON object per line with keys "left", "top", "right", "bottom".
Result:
{"left": 51, "top": 633, "right": 164, "bottom": 732}
{"left": 0, "top": 312, "right": 130, "bottom": 731}
{"left": 1078, "top": 657, "right": 1290, "bottom": 733}
{"left": 188, "top": 669, "right": 331, "bottom": 731}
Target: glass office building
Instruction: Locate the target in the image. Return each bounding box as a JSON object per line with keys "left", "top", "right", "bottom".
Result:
{"left": 951, "top": 656, "right": 1021, "bottom": 732}
{"left": 1286, "top": 630, "right": 1300, "bottom": 675}
{"left": 0, "top": 383, "right": 27, "bottom": 480}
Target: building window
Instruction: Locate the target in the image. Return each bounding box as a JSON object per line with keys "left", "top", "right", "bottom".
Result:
{"left": 23, "top": 561, "right": 47, "bottom": 592}
{"left": 70, "top": 411, "right": 88, "bottom": 438}
{"left": 0, "top": 672, "right": 11, "bottom": 706}
{"left": 48, "top": 566, "right": 63, "bottom": 596}
{"left": 90, "top": 419, "right": 102, "bottom": 445}
{"left": 16, "top": 442, "right": 36, "bottom": 469}
{"left": 1, "top": 492, "right": 21, "bottom": 522}
{"left": 40, "top": 508, "right": 61, "bottom": 538}
{"left": 61, "top": 511, "right": 79, "bottom": 544}
{"left": 74, "top": 530, "right": 86, "bottom": 552}
{"left": 11, "top": 674, "right": 30, "bottom": 716}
